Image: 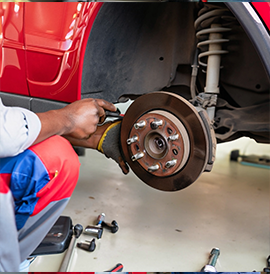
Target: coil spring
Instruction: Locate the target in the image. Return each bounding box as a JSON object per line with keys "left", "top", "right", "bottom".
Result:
{"left": 194, "top": 5, "right": 234, "bottom": 68}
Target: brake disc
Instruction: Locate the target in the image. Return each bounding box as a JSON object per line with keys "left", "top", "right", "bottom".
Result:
{"left": 120, "top": 91, "right": 215, "bottom": 191}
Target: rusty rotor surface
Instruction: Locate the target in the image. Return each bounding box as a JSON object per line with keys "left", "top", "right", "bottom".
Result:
{"left": 120, "top": 91, "right": 209, "bottom": 191}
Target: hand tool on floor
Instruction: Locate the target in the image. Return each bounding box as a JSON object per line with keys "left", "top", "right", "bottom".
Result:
{"left": 77, "top": 238, "right": 96, "bottom": 252}
{"left": 106, "top": 263, "right": 124, "bottom": 272}
{"left": 101, "top": 220, "right": 119, "bottom": 233}
{"left": 59, "top": 223, "right": 83, "bottom": 271}
{"left": 230, "top": 149, "right": 270, "bottom": 169}
{"left": 263, "top": 255, "right": 270, "bottom": 272}
{"left": 84, "top": 213, "right": 105, "bottom": 239}
{"left": 201, "top": 247, "right": 220, "bottom": 272}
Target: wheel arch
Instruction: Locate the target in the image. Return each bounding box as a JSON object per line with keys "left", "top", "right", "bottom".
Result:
{"left": 80, "top": 2, "right": 198, "bottom": 103}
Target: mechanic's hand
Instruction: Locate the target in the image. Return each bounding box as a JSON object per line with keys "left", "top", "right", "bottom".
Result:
{"left": 60, "top": 98, "right": 116, "bottom": 139}
{"left": 34, "top": 98, "right": 116, "bottom": 146}
{"left": 65, "top": 121, "right": 129, "bottom": 175}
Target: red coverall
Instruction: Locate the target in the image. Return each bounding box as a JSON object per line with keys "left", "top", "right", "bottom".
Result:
{"left": 0, "top": 134, "right": 80, "bottom": 271}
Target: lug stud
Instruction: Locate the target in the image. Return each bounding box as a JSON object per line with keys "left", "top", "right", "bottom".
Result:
{"left": 148, "top": 164, "right": 159, "bottom": 172}
{"left": 134, "top": 120, "right": 146, "bottom": 129}
{"left": 127, "top": 135, "right": 138, "bottom": 145}
{"left": 165, "top": 159, "right": 177, "bottom": 169}
{"left": 150, "top": 119, "right": 163, "bottom": 130}
{"left": 168, "top": 134, "right": 179, "bottom": 141}
{"left": 131, "top": 152, "right": 144, "bottom": 161}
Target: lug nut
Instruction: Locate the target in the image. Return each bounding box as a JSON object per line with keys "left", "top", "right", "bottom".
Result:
{"left": 127, "top": 135, "right": 138, "bottom": 145}
{"left": 131, "top": 152, "right": 144, "bottom": 161}
{"left": 148, "top": 164, "right": 159, "bottom": 172}
{"left": 134, "top": 120, "right": 146, "bottom": 129}
{"left": 77, "top": 239, "right": 96, "bottom": 252}
{"left": 168, "top": 134, "right": 179, "bottom": 141}
{"left": 165, "top": 159, "right": 177, "bottom": 169}
{"left": 102, "top": 220, "right": 119, "bottom": 234}
{"left": 150, "top": 119, "right": 163, "bottom": 129}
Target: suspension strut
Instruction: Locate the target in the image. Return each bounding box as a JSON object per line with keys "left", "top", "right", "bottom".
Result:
{"left": 193, "top": 5, "right": 232, "bottom": 121}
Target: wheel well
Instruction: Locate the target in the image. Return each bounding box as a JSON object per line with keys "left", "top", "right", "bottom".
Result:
{"left": 81, "top": 2, "right": 198, "bottom": 103}
{"left": 81, "top": 2, "right": 269, "bottom": 108}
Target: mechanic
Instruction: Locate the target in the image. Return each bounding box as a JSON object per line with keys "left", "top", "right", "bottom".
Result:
{"left": 0, "top": 97, "right": 129, "bottom": 272}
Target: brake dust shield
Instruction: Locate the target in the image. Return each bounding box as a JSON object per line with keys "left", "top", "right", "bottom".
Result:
{"left": 120, "top": 92, "right": 210, "bottom": 191}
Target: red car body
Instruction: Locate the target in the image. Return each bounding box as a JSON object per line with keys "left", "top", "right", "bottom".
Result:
{"left": 0, "top": 2, "right": 269, "bottom": 103}
{"left": 0, "top": 2, "right": 102, "bottom": 102}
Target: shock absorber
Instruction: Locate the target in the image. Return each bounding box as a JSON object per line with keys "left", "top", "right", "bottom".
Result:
{"left": 193, "top": 5, "right": 233, "bottom": 121}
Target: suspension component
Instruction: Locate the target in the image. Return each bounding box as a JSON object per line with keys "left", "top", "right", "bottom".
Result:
{"left": 194, "top": 5, "right": 232, "bottom": 121}
{"left": 194, "top": 6, "right": 232, "bottom": 72}
{"left": 196, "top": 23, "right": 230, "bottom": 96}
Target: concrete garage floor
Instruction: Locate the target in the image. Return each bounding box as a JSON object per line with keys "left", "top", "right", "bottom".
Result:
{"left": 30, "top": 137, "right": 269, "bottom": 272}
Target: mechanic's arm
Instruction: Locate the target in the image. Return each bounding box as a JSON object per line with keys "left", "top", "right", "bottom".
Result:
{"left": 38, "top": 100, "right": 129, "bottom": 174}
{"left": 34, "top": 98, "right": 116, "bottom": 145}
{"left": 36, "top": 98, "right": 128, "bottom": 174}
{"left": 0, "top": 98, "right": 128, "bottom": 173}
{"left": 0, "top": 98, "right": 115, "bottom": 158}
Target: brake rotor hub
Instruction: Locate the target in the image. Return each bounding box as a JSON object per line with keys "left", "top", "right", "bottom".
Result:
{"left": 120, "top": 91, "right": 216, "bottom": 191}
{"left": 127, "top": 110, "right": 190, "bottom": 177}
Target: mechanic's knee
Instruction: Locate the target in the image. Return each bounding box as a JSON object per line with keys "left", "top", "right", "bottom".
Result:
{"left": 29, "top": 135, "right": 80, "bottom": 186}
{"left": 26, "top": 136, "right": 81, "bottom": 217}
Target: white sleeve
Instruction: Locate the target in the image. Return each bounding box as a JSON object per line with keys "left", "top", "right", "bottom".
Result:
{"left": 0, "top": 99, "right": 41, "bottom": 158}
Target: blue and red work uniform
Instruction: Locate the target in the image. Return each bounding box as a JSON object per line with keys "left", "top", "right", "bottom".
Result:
{"left": 0, "top": 99, "right": 80, "bottom": 271}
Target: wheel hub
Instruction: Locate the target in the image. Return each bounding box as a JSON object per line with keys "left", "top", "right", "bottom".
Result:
{"left": 127, "top": 111, "right": 190, "bottom": 177}
{"left": 120, "top": 91, "right": 213, "bottom": 191}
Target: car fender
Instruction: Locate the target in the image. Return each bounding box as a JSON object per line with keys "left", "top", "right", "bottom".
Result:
{"left": 24, "top": 2, "right": 103, "bottom": 103}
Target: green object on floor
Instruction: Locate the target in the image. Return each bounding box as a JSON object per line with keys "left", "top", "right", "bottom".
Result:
{"left": 240, "top": 161, "right": 270, "bottom": 169}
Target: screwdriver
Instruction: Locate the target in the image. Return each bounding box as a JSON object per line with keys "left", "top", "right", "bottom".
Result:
{"left": 106, "top": 263, "right": 123, "bottom": 272}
